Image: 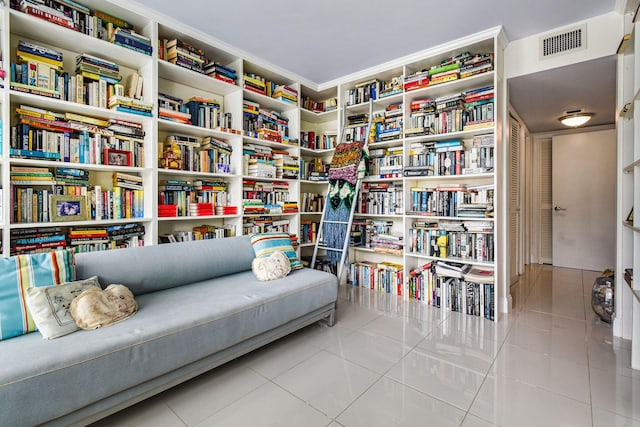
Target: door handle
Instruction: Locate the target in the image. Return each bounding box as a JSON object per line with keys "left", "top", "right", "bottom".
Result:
{"left": 554, "top": 206, "right": 566, "bottom": 211}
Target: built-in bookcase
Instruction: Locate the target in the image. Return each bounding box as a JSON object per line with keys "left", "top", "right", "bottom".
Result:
{"left": 0, "top": 0, "right": 508, "bottom": 322}
{"left": 616, "top": 0, "right": 640, "bottom": 369}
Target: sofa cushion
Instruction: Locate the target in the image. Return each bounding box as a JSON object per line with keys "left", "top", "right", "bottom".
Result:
{"left": 74, "top": 236, "right": 255, "bottom": 295}
{"left": 71, "top": 284, "right": 138, "bottom": 330}
{"left": 252, "top": 250, "right": 291, "bottom": 281}
{"left": 25, "top": 276, "right": 101, "bottom": 339}
{"left": 0, "top": 267, "right": 337, "bottom": 427}
{"left": 0, "top": 249, "right": 75, "bottom": 341}
{"left": 250, "top": 232, "right": 303, "bottom": 270}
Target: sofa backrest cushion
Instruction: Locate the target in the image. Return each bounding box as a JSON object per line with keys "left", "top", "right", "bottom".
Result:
{"left": 0, "top": 249, "right": 76, "bottom": 341}
{"left": 74, "top": 236, "right": 255, "bottom": 295}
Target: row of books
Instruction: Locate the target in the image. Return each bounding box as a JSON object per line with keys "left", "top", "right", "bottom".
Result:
{"left": 158, "top": 134, "right": 233, "bottom": 175}
{"left": 10, "top": 41, "right": 153, "bottom": 115}
{"left": 242, "top": 180, "right": 296, "bottom": 214}
{"left": 356, "top": 182, "right": 403, "bottom": 215}
{"left": 347, "top": 260, "right": 405, "bottom": 296}
{"left": 408, "top": 220, "right": 494, "bottom": 262}
{"left": 242, "top": 143, "right": 299, "bottom": 179}
{"left": 407, "top": 261, "right": 495, "bottom": 320}
{"left": 158, "top": 179, "right": 231, "bottom": 217}
{"left": 371, "top": 102, "right": 403, "bottom": 142}
{"left": 11, "top": 182, "right": 144, "bottom": 224}
{"left": 301, "top": 96, "right": 337, "bottom": 113}
{"left": 350, "top": 219, "right": 393, "bottom": 248}
{"left": 10, "top": 223, "right": 145, "bottom": 255}
{"left": 243, "top": 73, "right": 299, "bottom": 104}
{"left": 158, "top": 93, "right": 230, "bottom": 129}
{"left": 300, "top": 219, "right": 319, "bottom": 244}
{"left": 301, "top": 158, "right": 329, "bottom": 182}
{"left": 367, "top": 147, "right": 403, "bottom": 179}
{"left": 13, "top": 0, "right": 152, "bottom": 55}
{"left": 243, "top": 99, "right": 292, "bottom": 143}
{"left": 158, "top": 38, "right": 237, "bottom": 84}
{"left": 159, "top": 224, "right": 237, "bottom": 244}
{"left": 300, "top": 192, "right": 325, "bottom": 213}
{"left": 407, "top": 183, "right": 493, "bottom": 218}
{"left": 403, "top": 51, "right": 493, "bottom": 92}
{"left": 11, "top": 105, "right": 144, "bottom": 166}
{"left": 243, "top": 216, "right": 291, "bottom": 235}
{"left": 299, "top": 130, "right": 337, "bottom": 150}
{"left": 405, "top": 134, "right": 494, "bottom": 177}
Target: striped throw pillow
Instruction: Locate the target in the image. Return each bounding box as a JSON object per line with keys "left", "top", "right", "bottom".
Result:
{"left": 250, "top": 233, "right": 303, "bottom": 271}
{"left": 0, "top": 249, "right": 76, "bottom": 341}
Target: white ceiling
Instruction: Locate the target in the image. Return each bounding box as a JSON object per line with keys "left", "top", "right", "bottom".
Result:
{"left": 129, "top": 0, "right": 620, "bottom": 133}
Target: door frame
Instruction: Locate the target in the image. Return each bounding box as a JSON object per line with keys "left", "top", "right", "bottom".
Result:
{"left": 529, "top": 124, "right": 616, "bottom": 265}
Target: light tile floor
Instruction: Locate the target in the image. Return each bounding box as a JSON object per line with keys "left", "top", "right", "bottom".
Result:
{"left": 91, "top": 265, "right": 639, "bottom": 427}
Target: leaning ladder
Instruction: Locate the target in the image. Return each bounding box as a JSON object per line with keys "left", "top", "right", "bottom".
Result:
{"left": 311, "top": 100, "right": 373, "bottom": 282}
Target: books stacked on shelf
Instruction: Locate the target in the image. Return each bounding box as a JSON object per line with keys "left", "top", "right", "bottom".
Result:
{"left": 158, "top": 93, "right": 191, "bottom": 124}
{"left": 372, "top": 102, "right": 402, "bottom": 142}
{"left": 300, "top": 192, "right": 325, "bottom": 213}
{"left": 243, "top": 100, "right": 292, "bottom": 143}
{"left": 185, "top": 96, "right": 229, "bottom": 129}
{"left": 161, "top": 38, "right": 205, "bottom": 73}
{"left": 271, "top": 85, "right": 298, "bottom": 105}
{"left": 347, "top": 261, "right": 404, "bottom": 296}
{"left": 463, "top": 86, "right": 494, "bottom": 130}
{"left": 344, "top": 114, "right": 369, "bottom": 143}
{"left": 405, "top": 141, "right": 435, "bottom": 176}
{"left": 300, "top": 219, "right": 320, "bottom": 245}
{"left": 157, "top": 179, "right": 194, "bottom": 217}
{"left": 459, "top": 53, "right": 494, "bottom": 79}
{"left": 463, "top": 133, "right": 494, "bottom": 174}
{"left": 372, "top": 233, "right": 404, "bottom": 256}
{"left": 428, "top": 61, "right": 459, "bottom": 86}
{"left": 159, "top": 223, "right": 236, "bottom": 243}
{"left": 200, "top": 136, "right": 233, "bottom": 174}
{"left": 379, "top": 76, "right": 403, "bottom": 99}
{"left": 273, "top": 152, "right": 299, "bottom": 179}
{"left": 301, "top": 96, "right": 337, "bottom": 112}
{"left": 11, "top": 41, "right": 63, "bottom": 99}
{"left": 405, "top": 98, "right": 435, "bottom": 137}
{"left": 407, "top": 261, "right": 494, "bottom": 320}
{"left": 242, "top": 180, "right": 291, "bottom": 214}
{"left": 10, "top": 165, "right": 55, "bottom": 185}
{"left": 408, "top": 220, "right": 494, "bottom": 262}
{"left": 188, "top": 202, "right": 213, "bottom": 216}
{"left": 204, "top": 62, "right": 238, "bottom": 85}
{"left": 367, "top": 148, "right": 402, "bottom": 178}
{"left": 350, "top": 218, "right": 373, "bottom": 247}
{"left": 243, "top": 73, "right": 266, "bottom": 95}
{"left": 300, "top": 130, "right": 337, "bottom": 150}
{"left": 54, "top": 167, "right": 90, "bottom": 186}
{"left": 407, "top": 183, "right": 467, "bottom": 217}
{"left": 10, "top": 227, "right": 67, "bottom": 255}
{"left": 346, "top": 79, "right": 381, "bottom": 106}
{"left": 279, "top": 201, "right": 298, "bottom": 214}
{"left": 158, "top": 204, "right": 177, "bottom": 217}
{"left": 13, "top": 1, "right": 152, "bottom": 55}
{"left": 301, "top": 158, "right": 329, "bottom": 181}
{"left": 404, "top": 69, "right": 429, "bottom": 92}
{"left": 11, "top": 105, "right": 144, "bottom": 166}
{"left": 357, "top": 182, "right": 403, "bottom": 215}
{"left": 243, "top": 143, "right": 275, "bottom": 178}
{"left": 243, "top": 216, "right": 290, "bottom": 234}
{"left": 192, "top": 179, "right": 231, "bottom": 213}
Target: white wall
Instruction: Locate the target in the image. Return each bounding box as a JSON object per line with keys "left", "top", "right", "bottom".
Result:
{"left": 505, "top": 12, "right": 622, "bottom": 80}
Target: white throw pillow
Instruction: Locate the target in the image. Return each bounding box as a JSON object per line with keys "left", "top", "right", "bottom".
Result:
{"left": 25, "top": 276, "right": 101, "bottom": 339}
{"left": 70, "top": 284, "right": 138, "bottom": 330}
{"left": 252, "top": 251, "right": 291, "bottom": 281}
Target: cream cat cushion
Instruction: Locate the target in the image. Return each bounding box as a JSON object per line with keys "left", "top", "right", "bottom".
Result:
{"left": 252, "top": 250, "right": 291, "bottom": 281}
{"left": 70, "top": 284, "right": 138, "bottom": 330}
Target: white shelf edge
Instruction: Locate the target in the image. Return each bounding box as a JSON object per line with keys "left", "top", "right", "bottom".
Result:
{"left": 404, "top": 252, "right": 495, "bottom": 267}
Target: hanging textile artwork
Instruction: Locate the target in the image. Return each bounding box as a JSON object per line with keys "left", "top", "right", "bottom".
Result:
{"left": 324, "top": 141, "right": 367, "bottom": 266}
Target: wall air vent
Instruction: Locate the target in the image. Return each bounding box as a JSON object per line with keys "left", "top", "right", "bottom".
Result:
{"left": 539, "top": 24, "right": 586, "bottom": 59}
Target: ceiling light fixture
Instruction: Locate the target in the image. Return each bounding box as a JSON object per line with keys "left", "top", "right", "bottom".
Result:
{"left": 559, "top": 109, "right": 593, "bottom": 127}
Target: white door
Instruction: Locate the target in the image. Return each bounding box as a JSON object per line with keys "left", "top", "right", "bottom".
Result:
{"left": 509, "top": 118, "right": 523, "bottom": 284}
{"left": 552, "top": 129, "right": 616, "bottom": 271}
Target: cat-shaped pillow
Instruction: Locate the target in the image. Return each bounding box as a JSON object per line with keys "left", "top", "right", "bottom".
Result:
{"left": 70, "top": 284, "right": 138, "bottom": 330}
{"left": 252, "top": 250, "right": 291, "bottom": 281}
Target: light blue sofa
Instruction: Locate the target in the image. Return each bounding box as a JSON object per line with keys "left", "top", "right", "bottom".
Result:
{"left": 0, "top": 236, "right": 338, "bottom": 427}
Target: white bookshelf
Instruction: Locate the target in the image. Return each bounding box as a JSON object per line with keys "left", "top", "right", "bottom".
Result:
{"left": 0, "top": 0, "right": 508, "bottom": 322}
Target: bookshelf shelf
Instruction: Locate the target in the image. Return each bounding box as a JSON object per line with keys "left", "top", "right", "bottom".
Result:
{"left": 9, "top": 91, "right": 153, "bottom": 123}
{"left": 0, "top": 1, "right": 506, "bottom": 323}
{"left": 300, "top": 108, "right": 337, "bottom": 124}
{"left": 157, "top": 60, "right": 240, "bottom": 96}
{"left": 8, "top": 10, "right": 152, "bottom": 70}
